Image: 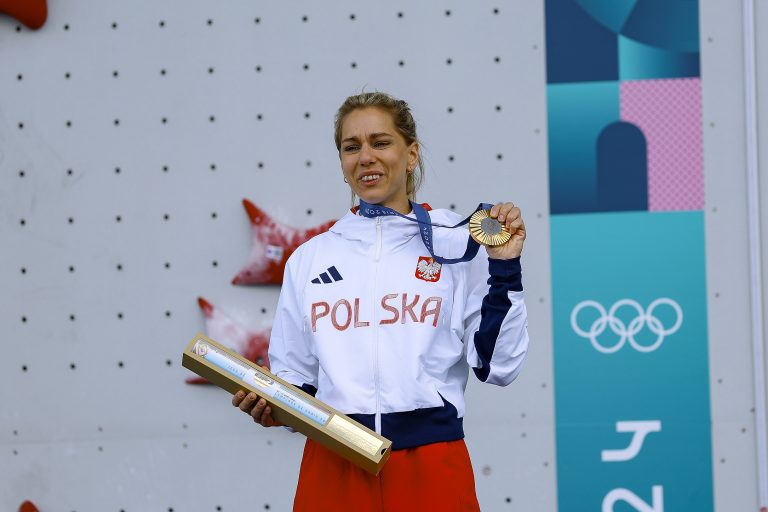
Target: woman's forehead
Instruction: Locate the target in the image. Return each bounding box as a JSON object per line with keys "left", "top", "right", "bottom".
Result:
{"left": 341, "top": 108, "right": 396, "bottom": 137}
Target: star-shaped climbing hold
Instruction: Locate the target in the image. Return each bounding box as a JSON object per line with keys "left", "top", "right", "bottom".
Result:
{"left": 0, "top": 0, "right": 47, "bottom": 30}
{"left": 232, "top": 199, "right": 335, "bottom": 285}
{"left": 186, "top": 296, "right": 272, "bottom": 385}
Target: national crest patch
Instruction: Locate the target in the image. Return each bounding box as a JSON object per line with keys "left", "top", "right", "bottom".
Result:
{"left": 415, "top": 256, "right": 442, "bottom": 282}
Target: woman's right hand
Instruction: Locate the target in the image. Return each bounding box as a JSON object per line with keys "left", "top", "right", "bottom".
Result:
{"left": 232, "top": 390, "right": 282, "bottom": 427}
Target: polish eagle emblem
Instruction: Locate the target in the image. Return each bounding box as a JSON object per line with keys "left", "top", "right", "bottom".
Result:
{"left": 415, "top": 256, "right": 442, "bottom": 282}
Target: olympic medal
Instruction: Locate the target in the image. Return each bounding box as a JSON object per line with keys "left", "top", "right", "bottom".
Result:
{"left": 469, "top": 209, "right": 512, "bottom": 247}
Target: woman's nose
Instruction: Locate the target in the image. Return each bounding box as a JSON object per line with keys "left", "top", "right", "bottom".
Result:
{"left": 359, "top": 144, "right": 375, "bottom": 164}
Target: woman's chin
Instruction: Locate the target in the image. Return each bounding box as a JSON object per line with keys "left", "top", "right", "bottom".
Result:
{"left": 356, "top": 191, "right": 385, "bottom": 205}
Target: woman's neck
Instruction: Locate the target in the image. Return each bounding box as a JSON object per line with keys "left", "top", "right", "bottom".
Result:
{"left": 379, "top": 197, "right": 412, "bottom": 215}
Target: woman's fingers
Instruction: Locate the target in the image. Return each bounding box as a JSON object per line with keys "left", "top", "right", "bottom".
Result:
{"left": 490, "top": 202, "right": 520, "bottom": 229}
{"left": 232, "top": 389, "right": 279, "bottom": 426}
{"left": 261, "top": 406, "right": 274, "bottom": 427}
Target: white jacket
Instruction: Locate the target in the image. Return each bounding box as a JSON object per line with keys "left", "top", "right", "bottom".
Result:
{"left": 268, "top": 205, "right": 529, "bottom": 449}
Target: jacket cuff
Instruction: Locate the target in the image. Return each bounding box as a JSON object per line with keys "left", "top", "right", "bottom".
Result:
{"left": 488, "top": 257, "right": 523, "bottom": 292}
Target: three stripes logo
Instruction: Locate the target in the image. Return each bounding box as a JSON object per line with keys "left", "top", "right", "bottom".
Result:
{"left": 311, "top": 266, "right": 343, "bottom": 284}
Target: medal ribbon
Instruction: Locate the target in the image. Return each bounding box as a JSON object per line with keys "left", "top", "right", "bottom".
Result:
{"left": 358, "top": 200, "right": 493, "bottom": 264}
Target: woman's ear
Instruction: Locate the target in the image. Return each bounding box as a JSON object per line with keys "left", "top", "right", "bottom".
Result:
{"left": 408, "top": 142, "right": 419, "bottom": 169}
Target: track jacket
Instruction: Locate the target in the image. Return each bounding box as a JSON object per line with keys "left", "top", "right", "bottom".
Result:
{"left": 268, "top": 205, "right": 529, "bottom": 450}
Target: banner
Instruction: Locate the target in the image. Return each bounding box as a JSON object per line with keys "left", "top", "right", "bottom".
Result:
{"left": 545, "top": 1, "right": 714, "bottom": 510}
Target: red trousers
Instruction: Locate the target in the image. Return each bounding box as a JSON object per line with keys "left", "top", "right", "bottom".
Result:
{"left": 293, "top": 439, "right": 480, "bottom": 511}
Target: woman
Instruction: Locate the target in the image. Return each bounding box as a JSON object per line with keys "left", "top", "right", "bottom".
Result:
{"left": 233, "top": 92, "right": 529, "bottom": 511}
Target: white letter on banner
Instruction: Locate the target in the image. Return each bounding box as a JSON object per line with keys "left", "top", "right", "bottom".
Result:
{"left": 601, "top": 420, "right": 662, "bottom": 462}
{"left": 602, "top": 486, "right": 663, "bottom": 512}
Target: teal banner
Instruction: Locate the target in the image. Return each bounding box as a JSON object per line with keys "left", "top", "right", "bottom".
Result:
{"left": 545, "top": 0, "right": 714, "bottom": 510}
{"left": 552, "top": 212, "right": 713, "bottom": 510}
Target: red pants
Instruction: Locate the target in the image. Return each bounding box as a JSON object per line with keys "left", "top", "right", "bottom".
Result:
{"left": 293, "top": 439, "right": 480, "bottom": 511}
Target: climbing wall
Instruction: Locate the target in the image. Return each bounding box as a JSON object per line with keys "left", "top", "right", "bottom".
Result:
{"left": 0, "top": 1, "right": 553, "bottom": 511}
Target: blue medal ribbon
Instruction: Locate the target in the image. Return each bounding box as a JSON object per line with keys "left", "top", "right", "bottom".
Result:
{"left": 358, "top": 200, "right": 493, "bottom": 264}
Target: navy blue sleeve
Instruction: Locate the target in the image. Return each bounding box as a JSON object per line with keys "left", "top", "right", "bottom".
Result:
{"left": 473, "top": 257, "right": 523, "bottom": 382}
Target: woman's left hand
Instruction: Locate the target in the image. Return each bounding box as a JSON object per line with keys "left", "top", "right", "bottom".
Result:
{"left": 485, "top": 202, "right": 526, "bottom": 260}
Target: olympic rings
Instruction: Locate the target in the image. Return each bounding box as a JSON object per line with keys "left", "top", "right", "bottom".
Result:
{"left": 570, "top": 298, "right": 683, "bottom": 354}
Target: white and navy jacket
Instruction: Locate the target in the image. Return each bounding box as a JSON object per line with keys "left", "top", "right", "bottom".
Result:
{"left": 268, "top": 205, "right": 529, "bottom": 450}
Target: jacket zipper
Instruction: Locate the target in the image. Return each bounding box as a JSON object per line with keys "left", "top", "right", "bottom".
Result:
{"left": 374, "top": 216, "right": 382, "bottom": 434}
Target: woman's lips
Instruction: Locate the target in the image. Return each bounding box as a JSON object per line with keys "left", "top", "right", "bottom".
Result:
{"left": 359, "top": 173, "right": 383, "bottom": 186}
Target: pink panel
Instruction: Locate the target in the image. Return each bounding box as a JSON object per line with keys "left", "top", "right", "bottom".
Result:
{"left": 620, "top": 78, "right": 704, "bottom": 211}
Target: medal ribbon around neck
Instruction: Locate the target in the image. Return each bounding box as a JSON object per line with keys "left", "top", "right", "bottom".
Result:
{"left": 358, "top": 200, "right": 494, "bottom": 264}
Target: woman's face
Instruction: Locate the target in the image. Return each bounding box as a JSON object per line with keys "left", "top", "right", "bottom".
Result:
{"left": 339, "top": 107, "right": 419, "bottom": 214}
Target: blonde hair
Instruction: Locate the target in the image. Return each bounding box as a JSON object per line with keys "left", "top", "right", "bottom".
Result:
{"left": 334, "top": 91, "right": 424, "bottom": 199}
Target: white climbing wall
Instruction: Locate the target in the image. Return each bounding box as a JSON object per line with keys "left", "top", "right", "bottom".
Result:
{"left": 0, "top": 1, "right": 553, "bottom": 511}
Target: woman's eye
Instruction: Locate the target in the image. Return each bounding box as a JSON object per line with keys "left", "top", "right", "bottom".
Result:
{"left": 374, "top": 141, "right": 390, "bottom": 148}
{"left": 343, "top": 145, "right": 359, "bottom": 152}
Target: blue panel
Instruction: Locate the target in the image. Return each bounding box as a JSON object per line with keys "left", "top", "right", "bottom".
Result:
{"left": 545, "top": 0, "right": 619, "bottom": 84}
{"left": 596, "top": 121, "right": 648, "bottom": 211}
{"left": 622, "top": 0, "right": 700, "bottom": 53}
{"left": 574, "top": 0, "right": 639, "bottom": 33}
{"left": 619, "top": 35, "right": 700, "bottom": 80}
{"left": 547, "top": 82, "right": 620, "bottom": 214}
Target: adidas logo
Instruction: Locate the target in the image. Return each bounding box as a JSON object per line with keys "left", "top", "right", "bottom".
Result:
{"left": 311, "top": 266, "right": 343, "bottom": 284}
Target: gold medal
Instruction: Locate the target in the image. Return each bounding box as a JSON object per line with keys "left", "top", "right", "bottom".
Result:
{"left": 469, "top": 209, "right": 512, "bottom": 247}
